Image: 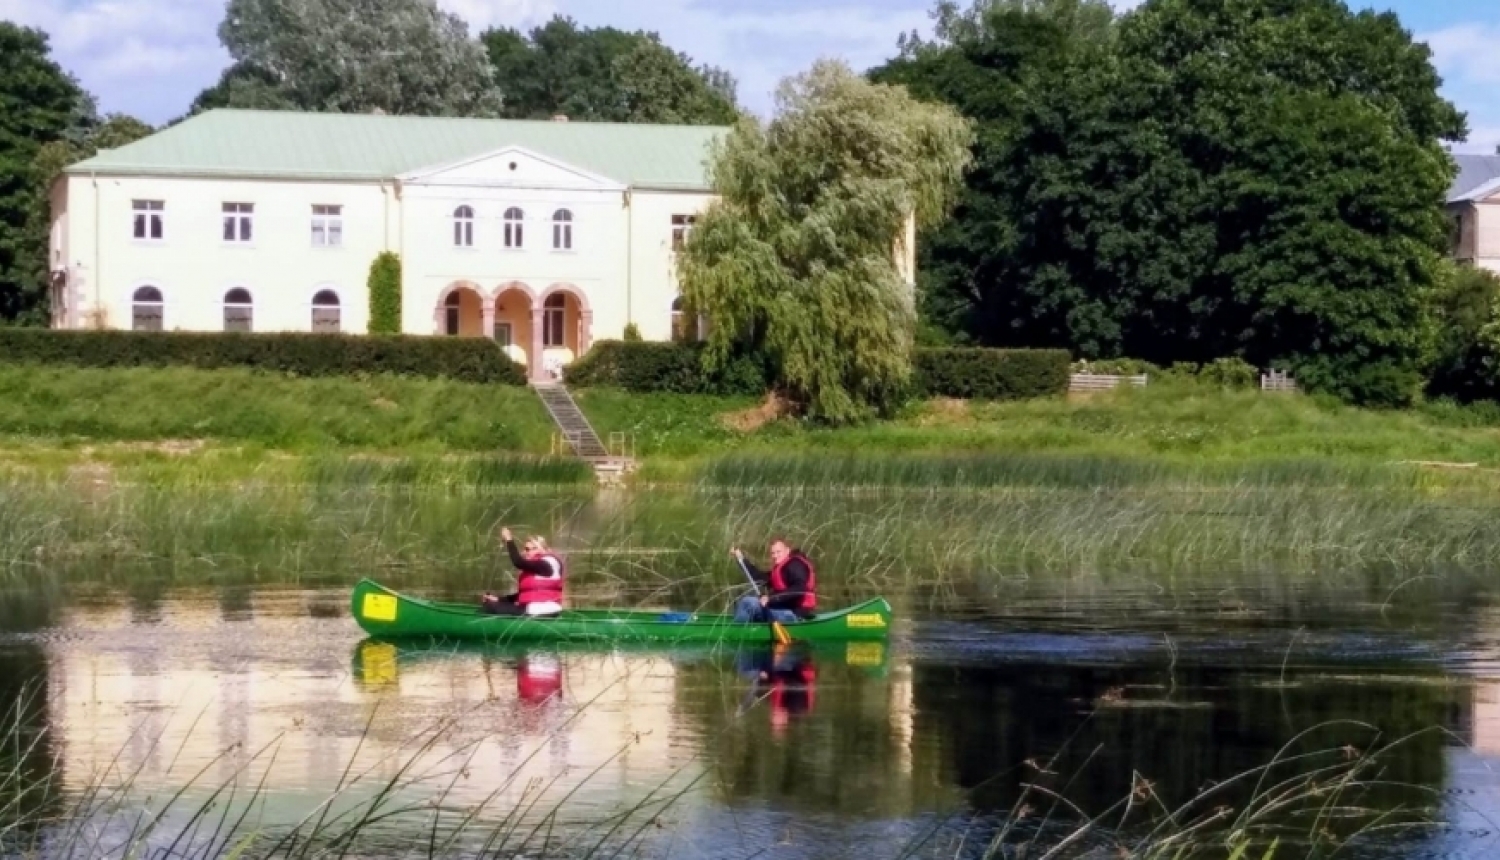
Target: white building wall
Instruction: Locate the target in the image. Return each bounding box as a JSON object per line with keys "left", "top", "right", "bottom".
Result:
{"left": 625, "top": 189, "right": 716, "bottom": 342}
{"left": 1476, "top": 199, "right": 1500, "bottom": 273}
{"left": 60, "top": 174, "right": 388, "bottom": 334}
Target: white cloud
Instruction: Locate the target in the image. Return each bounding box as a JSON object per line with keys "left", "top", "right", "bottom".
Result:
{"left": 439, "top": 0, "right": 557, "bottom": 32}
{"left": 1422, "top": 23, "right": 1500, "bottom": 84}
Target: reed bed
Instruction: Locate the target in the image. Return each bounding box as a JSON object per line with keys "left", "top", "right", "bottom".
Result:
{"left": 0, "top": 479, "right": 1494, "bottom": 625}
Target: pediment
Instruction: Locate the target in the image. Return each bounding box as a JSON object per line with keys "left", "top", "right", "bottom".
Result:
{"left": 401, "top": 146, "right": 625, "bottom": 191}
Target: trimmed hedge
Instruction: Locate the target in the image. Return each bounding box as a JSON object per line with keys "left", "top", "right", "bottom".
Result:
{"left": 914, "top": 347, "right": 1071, "bottom": 400}
{"left": 567, "top": 341, "right": 1071, "bottom": 401}
{"left": 565, "top": 340, "right": 768, "bottom": 396}
{"left": 0, "top": 328, "right": 529, "bottom": 385}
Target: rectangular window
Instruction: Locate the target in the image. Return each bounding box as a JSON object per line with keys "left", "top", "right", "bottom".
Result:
{"left": 222, "top": 202, "right": 254, "bottom": 243}
{"left": 445, "top": 307, "right": 460, "bottom": 336}
{"left": 494, "top": 322, "right": 513, "bottom": 348}
{"left": 311, "top": 205, "right": 343, "bottom": 247}
{"left": 132, "top": 200, "right": 164, "bottom": 240}
{"left": 671, "top": 214, "right": 695, "bottom": 251}
{"left": 543, "top": 307, "right": 565, "bottom": 347}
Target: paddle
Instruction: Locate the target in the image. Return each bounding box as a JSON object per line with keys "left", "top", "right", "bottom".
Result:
{"left": 735, "top": 551, "right": 791, "bottom": 646}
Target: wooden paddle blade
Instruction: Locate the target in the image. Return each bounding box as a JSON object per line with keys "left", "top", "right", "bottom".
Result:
{"left": 772, "top": 622, "right": 791, "bottom": 645}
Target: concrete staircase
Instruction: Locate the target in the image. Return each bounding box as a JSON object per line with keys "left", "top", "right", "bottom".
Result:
{"left": 532, "top": 382, "right": 636, "bottom": 480}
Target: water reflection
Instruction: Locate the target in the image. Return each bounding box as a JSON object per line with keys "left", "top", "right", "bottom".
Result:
{"left": 6, "top": 589, "right": 1500, "bottom": 857}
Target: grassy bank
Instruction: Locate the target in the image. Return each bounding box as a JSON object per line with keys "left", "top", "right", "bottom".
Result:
{"left": 0, "top": 364, "right": 558, "bottom": 453}
{"left": 7, "top": 364, "right": 1500, "bottom": 491}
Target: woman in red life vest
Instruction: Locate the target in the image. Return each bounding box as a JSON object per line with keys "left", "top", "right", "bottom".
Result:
{"left": 480, "top": 526, "right": 564, "bottom": 617}
{"left": 730, "top": 538, "right": 817, "bottom": 624}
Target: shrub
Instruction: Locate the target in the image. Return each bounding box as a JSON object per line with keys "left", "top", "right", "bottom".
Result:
{"left": 566, "top": 340, "right": 768, "bottom": 396}
{"left": 914, "top": 348, "right": 1070, "bottom": 400}
{"left": 367, "top": 252, "right": 402, "bottom": 334}
{"left": 0, "top": 329, "right": 528, "bottom": 385}
{"left": 1198, "top": 357, "right": 1259, "bottom": 389}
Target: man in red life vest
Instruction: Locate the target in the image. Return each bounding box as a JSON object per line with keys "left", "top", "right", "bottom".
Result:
{"left": 731, "top": 538, "right": 817, "bottom": 624}
{"left": 480, "top": 526, "right": 564, "bottom": 617}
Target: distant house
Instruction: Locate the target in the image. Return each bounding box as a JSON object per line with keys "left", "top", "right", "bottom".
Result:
{"left": 1449, "top": 153, "right": 1500, "bottom": 274}
{"left": 49, "top": 108, "right": 919, "bottom": 382}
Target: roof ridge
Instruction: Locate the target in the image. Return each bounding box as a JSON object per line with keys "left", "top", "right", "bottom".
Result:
{"left": 201, "top": 107, "right": 732, "bottom": 132}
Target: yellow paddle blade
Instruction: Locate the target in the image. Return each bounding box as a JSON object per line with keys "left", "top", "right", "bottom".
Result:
{"left": 772, "top": 622, "right": 791, "bottom": 645}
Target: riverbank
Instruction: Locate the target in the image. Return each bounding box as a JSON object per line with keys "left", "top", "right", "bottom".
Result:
{"left": 5, "top": 363, "right": 1500, "bottom": 488}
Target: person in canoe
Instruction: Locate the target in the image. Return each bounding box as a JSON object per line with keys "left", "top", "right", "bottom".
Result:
{"left": 731, "top": 539, "right": 817, "bottom": 624}
{"left": 480, "top": 527, "right": 564, "bottom": 617}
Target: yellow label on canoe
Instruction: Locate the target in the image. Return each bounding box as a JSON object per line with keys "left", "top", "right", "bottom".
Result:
{"left": 846, "top": 612, "right": 886, "bottom": 629}
{"left": 846, "top": 641, "right": 885, "bottom": 667}
{"left": 359, "top": 641, "right": 397, "bottom": 687}
{"left": 362, "top": 593, "right": 398, "bottom": 622}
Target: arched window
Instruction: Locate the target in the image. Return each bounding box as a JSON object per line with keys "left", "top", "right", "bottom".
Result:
{"left": 223, "top": 287, "right": 253, "bottom": 332}
{"left": 444, "top": 291, "right": 462, "bottom": 336}
{"left": 453, "top": 205, "right": 474, "bottom": 247}
{"left": 543, "top": 293, "right": 567, "bottom": 347}
{"left": 671, "top": 296, "right": 686, "bottom": 342}
{"left": 503, "top": 207, "right": 524, "bottom": 249}
{"left": 132, "top": 286, "right": 163, "bottom": 331}
{"left": 551, "top": 209, "right": 573, "bottom": 251}
{"left": 311, "top": 289, "right": 340, "bottom": 333}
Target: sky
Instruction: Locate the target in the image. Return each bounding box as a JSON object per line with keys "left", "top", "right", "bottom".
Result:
{"left": 2, "top": 0, "right": 1498, "bottom": 153}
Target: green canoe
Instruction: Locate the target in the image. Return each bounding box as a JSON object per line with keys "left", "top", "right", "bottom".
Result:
{"left": 350, "top": 578, "right": 893, "bottom": 644}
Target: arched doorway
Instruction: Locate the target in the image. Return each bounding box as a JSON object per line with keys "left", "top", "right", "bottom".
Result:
{"left": 493, "top": 283, "right": 534, "bottom": 368}
{"left": 534, "top": 286, "right": 591, "bottom": 382}
{"left": 435, "top": 282, "right": 485, "bottom": 336}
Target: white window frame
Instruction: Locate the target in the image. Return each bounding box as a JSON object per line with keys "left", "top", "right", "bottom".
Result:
{"left": 542, "top": 294, "right": 566, "bottom": 347}
{"left": 223, "top": 287, "right": 254, "bottom": 332}
{"left": 494, "top": 321, "right": 513, "bottom": 348}
{"left": 132, "top": 200, "right": 165, "bottom": 242}
{"left": 311, "top": 205, "right": 344, "bottom": 248}
{"left": 131, "top": 285, "right": 164, "bottom": 331}
{"left": 453, "top": 205, "right": 475, "bottom": 248}
{"left": 311, "top": 288, "right": 341, "bottom": 333}
{"left": 671, "top": 214, "right": 696, "bottom": 251}
{"left": 222, "top": 203, "right": 254, "bottom": 244}
{"left": 503, "top": 207, "right": 525, "bottom": 250}
{"left": 551, "top": 209, "right": 573, "bottom": 251}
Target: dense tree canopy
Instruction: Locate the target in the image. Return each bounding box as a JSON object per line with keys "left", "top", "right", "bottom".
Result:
{"left": 875, "top": 0, "right": 1467, "bottom": 405}
{"left": 481, "top": 16, "right": 738, "bottom": 124}
{"left": 0, "top": 23, "right": 89, "bottom": 324}
{"left": 678, "top": 61, "right": 973, "bottom": 423}
{"left": 211, "top": 0, "right": 502, "bottom": 116}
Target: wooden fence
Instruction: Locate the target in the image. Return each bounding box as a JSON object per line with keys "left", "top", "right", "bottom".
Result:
{"left": 1069, "top": 373, "right": 1149, "bottom": 393}
{"left": 1260, "top": 370, "right": 1297, "bottom": 392}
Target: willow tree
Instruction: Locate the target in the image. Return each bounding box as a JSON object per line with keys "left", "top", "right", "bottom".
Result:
{"left": 677, "top": 60, "right": 973, "bottom": 424}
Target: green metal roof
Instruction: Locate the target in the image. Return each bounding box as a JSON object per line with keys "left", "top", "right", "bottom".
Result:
{"left": 66, "top": 109, "right": 726, "bottom": 189}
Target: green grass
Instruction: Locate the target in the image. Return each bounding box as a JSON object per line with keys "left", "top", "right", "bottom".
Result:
{"left": 573, "top": 381, "right": 1500, "bottom": 482}
{"left": 0, "top": 364, "right": 558, "bottom": 453}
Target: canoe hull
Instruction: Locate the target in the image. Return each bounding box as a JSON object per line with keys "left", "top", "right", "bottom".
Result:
{"left": 349, "top": 579, "right": 893, "bottom": 644}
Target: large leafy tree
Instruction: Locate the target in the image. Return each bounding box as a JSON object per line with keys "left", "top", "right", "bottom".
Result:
{"left": 677, "top": 61, "right": 973, "bottom": 424}
{"left": 208, "top": 0, "right": 502, "bottom": 116}
{"left": 0, "top": 23, "right": 89, "bottom": 324}
{"left": 481, "top": 16, "right": 738, "bottom": 124}
{"left": 876, "top": 0, "right": 1466, "bottom": 405}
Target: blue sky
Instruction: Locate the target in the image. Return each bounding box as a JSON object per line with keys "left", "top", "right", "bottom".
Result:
{"left": 2, "top": 0, "right": 1497, "bottom": 152}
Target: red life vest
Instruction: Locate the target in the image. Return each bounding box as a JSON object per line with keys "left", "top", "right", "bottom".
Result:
{"left": 517, "top": 552, "right": 565, "bottom": 605}
{"left": 768, "top": 552, "right": 817, "bottom": 611}
{"left": 770, "top": 664, "right": 817, "bottom": 715}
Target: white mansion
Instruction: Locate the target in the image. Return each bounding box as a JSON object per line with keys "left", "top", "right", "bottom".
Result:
{"left": 49, "top": 109, "right": 915, "bottom": 381}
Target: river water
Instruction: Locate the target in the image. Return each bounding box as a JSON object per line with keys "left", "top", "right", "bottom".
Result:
{"left": 2, "top": 487, "right": 1500, "bottom": 857}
